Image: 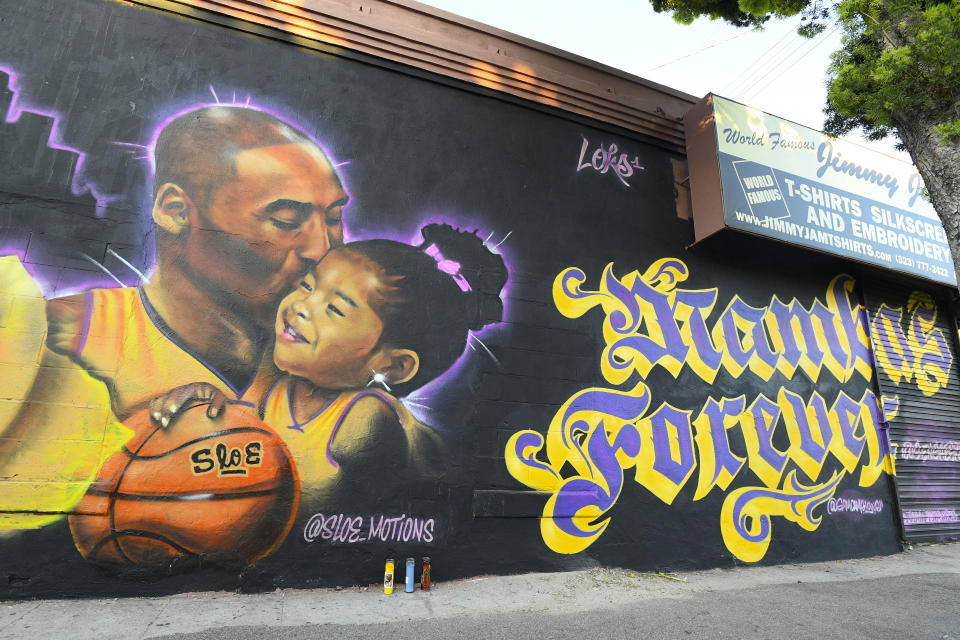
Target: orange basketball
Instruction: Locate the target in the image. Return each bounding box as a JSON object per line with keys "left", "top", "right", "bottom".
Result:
{"left": 69, "top": 403, "right": 300, "bottom": 570}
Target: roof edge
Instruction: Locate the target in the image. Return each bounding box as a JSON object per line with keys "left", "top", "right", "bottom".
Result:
{"left": 129, "top": 0, "right": 697, "bottom": 150}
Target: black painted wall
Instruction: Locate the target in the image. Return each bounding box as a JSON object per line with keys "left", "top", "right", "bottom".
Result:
{"left": 0, "top": 0, "right": 914, "bottom": 599}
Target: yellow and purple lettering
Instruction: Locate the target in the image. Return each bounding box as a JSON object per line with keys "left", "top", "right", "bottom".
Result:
{"left": 508, "top": 257, "right": 919, "bottom": 562}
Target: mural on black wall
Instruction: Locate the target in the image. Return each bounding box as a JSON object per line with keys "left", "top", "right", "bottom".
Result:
{"left": 2, "top": 0, "right": 955, "bottom": 597}
{"left": 506, "top": 258, "right": 953, "bottom": 561}
{"left": 507, "top": 261, "right": 886, "bottom": 561}
{"left": 0, "top": 73, "right": 508, "bottom": 574}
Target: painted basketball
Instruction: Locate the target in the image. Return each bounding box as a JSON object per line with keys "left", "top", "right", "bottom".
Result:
{"left": 69, "top": 403, "right": 300, "bottom": 570}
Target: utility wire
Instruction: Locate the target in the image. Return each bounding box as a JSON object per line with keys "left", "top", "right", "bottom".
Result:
{"left": 741, "top": 23, "right": 840, "bottom": 102}
{"left": 642, "top": 32, "right": 747, "bottom": 73}
{"left": 734, "top": 32, "right": 812, "bottom": 98}
{"left": 741, "top": 24, "right": 840, "bottom": 103}
{"left": 728, "top": 21, "right": 811, "bottom": 97}
{"left": 723, "top": 16, "right": 803, "bottom": 95}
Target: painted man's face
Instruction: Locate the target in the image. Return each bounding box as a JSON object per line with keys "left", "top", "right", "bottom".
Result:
{"left": 183, "top": 142, "right": 348, "bottom": 321}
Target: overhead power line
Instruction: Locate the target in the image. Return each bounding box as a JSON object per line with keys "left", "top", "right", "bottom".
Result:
{"left": 642, "top": 32, "right": 747, "bottom": 74}
{"left": 723, "top": 16, "right": 803, "bottom": 95}
{"left": 740, "top": 23, "right": 841, "bottom": 103}
{"left": 733, "top": 31, "right": 812, "bottom": 98}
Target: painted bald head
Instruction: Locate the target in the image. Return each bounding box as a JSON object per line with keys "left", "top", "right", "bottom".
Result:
{"left": 153, "top": 106, "right": 322, "bottom": 210}
{"left": 150, "top": 105, "right": 349, "bottom": 318}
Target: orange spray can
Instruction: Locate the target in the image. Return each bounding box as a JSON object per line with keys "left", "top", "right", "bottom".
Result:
{"left": 421, "top": 557, "right": 431, "bottom": 591}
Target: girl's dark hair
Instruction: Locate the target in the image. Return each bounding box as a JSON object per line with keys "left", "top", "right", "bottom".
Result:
{"left": 344, "top": 223, "right": 508, "bottom": 396}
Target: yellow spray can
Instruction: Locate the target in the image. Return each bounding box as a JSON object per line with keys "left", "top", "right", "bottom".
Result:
{"left": 383, "top": 558, "right": 395, "bottom": 594}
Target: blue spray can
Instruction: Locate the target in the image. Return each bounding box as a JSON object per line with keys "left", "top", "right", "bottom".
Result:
{"left": 405, "top": 557, "right": 415, "bottom": 593}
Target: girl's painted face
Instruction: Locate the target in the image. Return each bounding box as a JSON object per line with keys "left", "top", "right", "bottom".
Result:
{"left": 273, "top": 249, "right": 387, "bottom": 388}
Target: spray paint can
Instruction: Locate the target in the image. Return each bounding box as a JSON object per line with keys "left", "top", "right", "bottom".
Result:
{"left": 384, "top": 558, "right": 395, "bottom": 594}
{"left": 405, "top": 557, "right": 415, "bottom": 593}
{"left": 421, "top": 557, "right": 431, "bottom": 591}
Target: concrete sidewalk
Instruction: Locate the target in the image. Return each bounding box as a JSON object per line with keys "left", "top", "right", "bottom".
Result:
{"left": 3, "top": 543, "right": 959, "bottom": 640}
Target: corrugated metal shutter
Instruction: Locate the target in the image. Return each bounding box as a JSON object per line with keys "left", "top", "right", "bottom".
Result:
{"left": 862, "top": 278, "right": 960, "bottom": 542}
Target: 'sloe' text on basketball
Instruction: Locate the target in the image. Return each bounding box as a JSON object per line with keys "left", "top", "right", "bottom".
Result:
{"left": 190, "top": 441, "right": 262, "bottom": 476}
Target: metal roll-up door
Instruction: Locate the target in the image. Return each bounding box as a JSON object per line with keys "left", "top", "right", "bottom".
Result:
{"left": 862, "top": 278, "right": 960, "bottom": 542}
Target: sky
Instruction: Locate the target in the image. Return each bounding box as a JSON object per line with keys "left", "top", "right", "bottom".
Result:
{"left": 419, "top": 0, "right": 910, "bottom": 163}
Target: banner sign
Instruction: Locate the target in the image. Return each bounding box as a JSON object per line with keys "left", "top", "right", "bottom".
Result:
{"left": 710, "top": 95, "right": 955, "bottom": 285}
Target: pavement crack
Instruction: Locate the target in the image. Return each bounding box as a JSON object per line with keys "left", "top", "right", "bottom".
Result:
{"left": 2, "top": 601, "right": 43, "bottom": 632}
{"left": 137, "top": 598, "right": 170, "bottom": 640}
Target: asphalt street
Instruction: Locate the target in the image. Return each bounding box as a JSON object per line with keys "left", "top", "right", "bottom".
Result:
{"left": 3, "top": 543, "right": 959, "bottom": 639}
{"left": 153, "top": 573, "right": 960, "bottom": 640}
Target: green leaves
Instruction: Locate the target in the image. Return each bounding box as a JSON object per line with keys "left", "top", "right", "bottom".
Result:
{"left": 651, "top": 0, "right": 771, "bottom": 27}
{"left": 825, "top": 0, "right": 960, "bottom": 143}
{"left": 650, "top": 0, "right": 822, "bottom": 28}
{"left": 935, "top": 120, "right": 960, "bottom": 145}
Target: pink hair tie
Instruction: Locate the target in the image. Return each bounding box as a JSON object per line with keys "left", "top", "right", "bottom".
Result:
{"left": 425, "top": 244, "right": 471, "bottom": 292}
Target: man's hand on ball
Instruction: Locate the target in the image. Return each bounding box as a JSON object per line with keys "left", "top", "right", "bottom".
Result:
{"left": 150, "top": 382, "right": 229, "bottom": 428}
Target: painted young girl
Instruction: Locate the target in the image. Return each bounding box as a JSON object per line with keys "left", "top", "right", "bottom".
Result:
{"left": 153, "top": 223, "right": 507, "bottom": 507}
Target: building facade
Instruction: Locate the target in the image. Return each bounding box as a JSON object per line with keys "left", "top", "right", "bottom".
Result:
{"left": 0, "top": 0, "right": 956, "bottom": 598}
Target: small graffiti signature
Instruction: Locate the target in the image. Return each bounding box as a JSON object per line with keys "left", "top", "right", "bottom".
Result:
{"left": 898, "top": 440, "right": 960, "bottom": 463}
{"left": 576, "top": 136, "right": 644, "bottom": 187}
{"left": 903, "top": 509, "right": 960, "bottom": 526}
{"left": 303, "top": 513, "right": 436, "bottom": 544}
{"left": 827, "top": 497, "right": 884, "bottom": 515}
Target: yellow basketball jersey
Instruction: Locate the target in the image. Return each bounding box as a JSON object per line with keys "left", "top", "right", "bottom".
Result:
{"left": 0, "top": 258, "right": 130, "bottom": 528}
{"left": 262, "top": 380, "right": 380, "bottom": 486}
{"left": 61, "top": 287, "right": 277, "bottom": 418}
{"left": 261, "top": 378, "right": 446, "bottom": 493}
